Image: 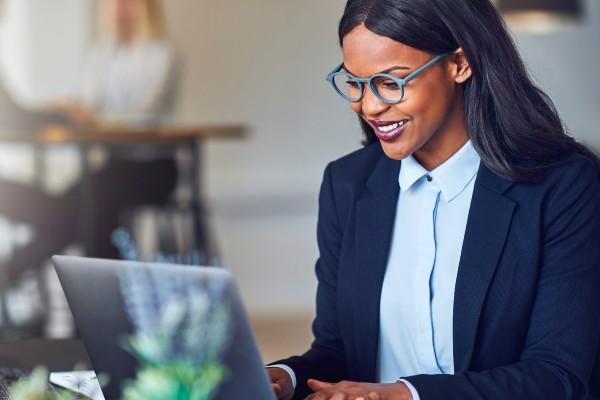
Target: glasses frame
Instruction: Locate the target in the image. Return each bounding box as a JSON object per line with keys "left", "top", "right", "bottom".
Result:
{"left": 325, "top": 53, "right": 449, "bottom": 104}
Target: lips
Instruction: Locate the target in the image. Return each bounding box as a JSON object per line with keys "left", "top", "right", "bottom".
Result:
{"left": 368, "top": 119, "right": 410, "bottom": 142}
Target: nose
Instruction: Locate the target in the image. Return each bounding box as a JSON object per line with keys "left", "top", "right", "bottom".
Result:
{"left": 359, "top": 84, "right": 389, "bottom": 117}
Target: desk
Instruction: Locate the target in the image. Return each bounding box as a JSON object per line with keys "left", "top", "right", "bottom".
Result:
{"left": 37, "top": 124, "right": 247, "bottom": 262}
{"left": 0, "top": 338, "right": 89, "bottom": 372}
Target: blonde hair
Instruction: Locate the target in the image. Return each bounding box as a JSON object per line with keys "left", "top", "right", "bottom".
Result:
{"left": 98, "top": 0, "right": 166, "bottom": 42}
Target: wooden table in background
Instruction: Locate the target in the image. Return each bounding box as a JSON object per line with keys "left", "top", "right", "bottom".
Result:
{"left": 37, "top": 124, "right": 247, "bottom": 262}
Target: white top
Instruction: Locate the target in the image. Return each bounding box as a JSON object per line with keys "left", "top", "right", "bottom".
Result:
{"left": 378, "top": 140, "right": 480, "bottom": 399}
{"left": 77, "top": 39, "right": 178, "bottom": 126}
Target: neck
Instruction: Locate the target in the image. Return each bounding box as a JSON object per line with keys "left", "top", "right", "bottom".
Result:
{"left": 117, "top": 28, "right": 136, "bottom": 45}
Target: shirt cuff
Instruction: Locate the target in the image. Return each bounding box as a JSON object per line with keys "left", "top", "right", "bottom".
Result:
{"left": 397, "top": 379, "right": 420, "bottom": 400}
{"left": 267, "top": 364, "right": 297, "bottom": 389}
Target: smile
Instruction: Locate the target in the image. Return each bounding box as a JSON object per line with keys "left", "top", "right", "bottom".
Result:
{"left": 368, "top": 119, "right": 410, "bottom": 142}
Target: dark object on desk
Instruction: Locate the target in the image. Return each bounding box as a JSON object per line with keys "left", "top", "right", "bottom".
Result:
{"left": 0, "top": 339, "right": 89, "bottom": 372}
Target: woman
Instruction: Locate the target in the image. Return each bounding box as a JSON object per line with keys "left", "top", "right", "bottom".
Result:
{"left": 57, "top": 0, "right": 179, "bottom": 259}
{"left": 2, "top": 0, "right": 178, "bottom": 273}
{"left": 60, "top": 0, "right": 177, "bottom": 126}
{"left": 267, "top": 1, "right": 600, "bottom": 399}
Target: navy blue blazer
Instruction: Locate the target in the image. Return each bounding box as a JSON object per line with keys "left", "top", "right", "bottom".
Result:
{"left": 274, "top": 142, "right": 600, "bottom": 399}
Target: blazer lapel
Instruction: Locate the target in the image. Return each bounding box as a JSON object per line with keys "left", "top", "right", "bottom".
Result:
{"left": 453, "top": 162, "right": 516, "bottom": 372}
{"left": 354, "top": 152, "right": 401, "bottom": 381}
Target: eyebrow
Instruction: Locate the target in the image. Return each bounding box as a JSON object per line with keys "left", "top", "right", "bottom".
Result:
{"left": 342, "top": 65, "right": 411, "bottom": 76}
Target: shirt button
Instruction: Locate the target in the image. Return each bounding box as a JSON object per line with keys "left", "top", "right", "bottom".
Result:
{"left": 426, "top": 175, "right": 433, "bottom": 182}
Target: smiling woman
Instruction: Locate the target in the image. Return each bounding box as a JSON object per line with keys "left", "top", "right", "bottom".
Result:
{"left": 264, "top": 1, "right": 600, "bottom": 400}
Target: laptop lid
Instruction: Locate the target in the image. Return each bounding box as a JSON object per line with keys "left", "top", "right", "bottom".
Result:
{"left": 52, "top": 255, "right": 275, "bottom": 400}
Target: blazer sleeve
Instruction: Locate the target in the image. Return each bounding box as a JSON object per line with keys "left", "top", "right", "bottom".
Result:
{"left": 269, "top": 162, "right": 348, "bottom": 399}
{"left": 403, "top": 158, "right": 600, "bottom": 400}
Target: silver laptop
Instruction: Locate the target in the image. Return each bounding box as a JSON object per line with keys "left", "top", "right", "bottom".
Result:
{"left": 52, "top": 255, "right": 275, "bottom": 400}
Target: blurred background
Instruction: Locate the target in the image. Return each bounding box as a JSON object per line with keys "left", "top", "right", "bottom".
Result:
{"left": 0, "top": 0, "right": 598, "bottom": 364}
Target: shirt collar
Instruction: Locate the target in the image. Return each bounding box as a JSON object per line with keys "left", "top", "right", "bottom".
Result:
{"left": 399, "top": 140, "right": 481, "bottom": 202}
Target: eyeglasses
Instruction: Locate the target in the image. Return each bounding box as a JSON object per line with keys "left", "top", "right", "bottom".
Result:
{"left": 325, "top": 54, "right": 449, "bottom": 104}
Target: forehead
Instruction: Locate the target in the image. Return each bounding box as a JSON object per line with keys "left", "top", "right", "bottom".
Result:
{"left": 342, "top": 24, "right": 430, "bottom": 76}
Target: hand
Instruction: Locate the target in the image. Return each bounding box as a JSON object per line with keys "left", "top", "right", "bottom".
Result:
{"left": 268, "top": 367, "right": 295, "bottom": 400}
{"left": 304, "top": 379, "right": 412, "bottom": 400}
{"left": 48, "top": 101, "right": 98, "bottom": 126}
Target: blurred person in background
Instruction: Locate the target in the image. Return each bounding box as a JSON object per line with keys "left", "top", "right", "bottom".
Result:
{"left": 1, "top": 0, "right": 179, "bottom": 281}
{"left": 55, "top": 0, "right": 178, "bottom": 126}
{"left": 52, "top": 0, "right": 180, "bottom": 259}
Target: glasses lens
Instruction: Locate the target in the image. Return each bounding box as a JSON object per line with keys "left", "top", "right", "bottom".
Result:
{"left": 332, "top": 73, "right": 363, "bottom": 102}
{"left": 373, "top": 75, "right": 404, "bottom": 104}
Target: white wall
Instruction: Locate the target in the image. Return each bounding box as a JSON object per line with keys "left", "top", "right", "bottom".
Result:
{"left": 513, "top": 0, "right": 600, "bottom": 148}
{"left": 0, "top": 0, "right": 94, "bottom": 105}
{"left": 164, "top": 0, "right": 359, "bottom": 198}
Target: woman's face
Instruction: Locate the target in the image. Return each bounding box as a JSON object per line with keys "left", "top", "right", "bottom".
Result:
{"left": 110, "top": 0, "right": 143, "bottom": 41}
{"left": 342, "top": 24, "right": 469, "bottom": 163}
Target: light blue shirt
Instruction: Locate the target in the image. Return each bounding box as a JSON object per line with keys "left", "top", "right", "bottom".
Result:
{"left": 379, "top": 140, "right": 480, "bottom": 399}
{"left": 270, "top": 140, "right": 480, "bottom": 399}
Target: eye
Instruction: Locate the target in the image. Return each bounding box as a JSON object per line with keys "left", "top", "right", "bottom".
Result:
{"left": 346, "top": 80, "right": 360, "bottom": 89}
{"left": 380, "top": 80, "right": 401, "bottom": 90}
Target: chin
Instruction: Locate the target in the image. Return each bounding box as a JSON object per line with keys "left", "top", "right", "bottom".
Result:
{"left": 379, "top": 141, "right": 413, "bottom": 161}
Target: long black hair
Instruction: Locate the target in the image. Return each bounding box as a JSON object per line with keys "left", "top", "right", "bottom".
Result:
{"left": 339, "top": 0, "right": 600, "bottom": 182}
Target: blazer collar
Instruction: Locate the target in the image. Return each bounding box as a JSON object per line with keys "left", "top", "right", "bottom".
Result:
{"left": 365, "top": 149, "right": 401, "bottom": 196}
{"left": 354, "top": 145, "right": 516, "bottom": 379}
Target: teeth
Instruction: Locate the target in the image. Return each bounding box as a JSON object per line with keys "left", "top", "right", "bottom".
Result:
{"left": 377, "top": 120, "right": 407, "bottom": 133}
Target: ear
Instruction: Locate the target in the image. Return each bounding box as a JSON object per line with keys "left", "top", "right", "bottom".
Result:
{"left": 452, "top": 48, "right": 472, "bottom": 84}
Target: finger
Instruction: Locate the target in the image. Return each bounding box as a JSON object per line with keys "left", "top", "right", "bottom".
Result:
{"left": 331, "top": 393, "right": 347, "bottom": 400}
{"left": 307, "top": 379, "right": 334, "bottom": 391}
{"left": 271, "top": 383, "right": 281, "bottom": 396}
{"left": 368, "top": 392, "right": 381, "bottom": 400}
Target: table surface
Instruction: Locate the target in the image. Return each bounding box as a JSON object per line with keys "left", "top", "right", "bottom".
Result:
{"left": 38, "top": 124, "right": 247, "bottom": 144}
{"left": 0, "top": 338, "right": 90, "bottom": 372}
{"left": 0, "top": 124, "right": 247, "bottom": 145}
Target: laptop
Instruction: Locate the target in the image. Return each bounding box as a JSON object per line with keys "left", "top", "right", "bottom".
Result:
{"left": 52, "top": 255, "right": 276, "bottom": 400}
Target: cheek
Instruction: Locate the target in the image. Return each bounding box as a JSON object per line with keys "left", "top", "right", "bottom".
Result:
{"left": 379, "top": 82, "right": 456, "bottom": 159}
{"left": 404, "top": 79, "right": 455, "bottom": 133}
